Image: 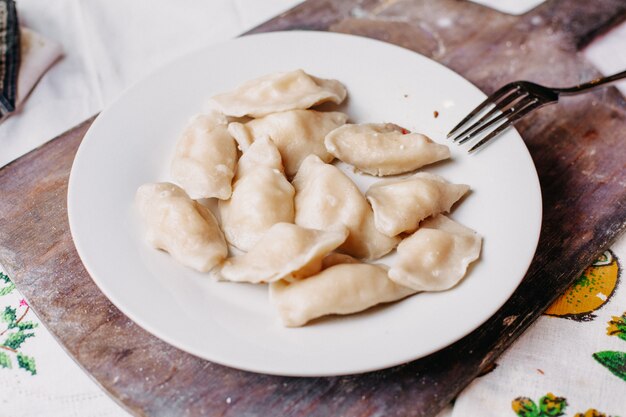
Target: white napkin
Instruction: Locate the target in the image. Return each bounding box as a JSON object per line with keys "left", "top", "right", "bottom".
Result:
{"left": 15, "top": 27, "right": 63, "bottom": 108}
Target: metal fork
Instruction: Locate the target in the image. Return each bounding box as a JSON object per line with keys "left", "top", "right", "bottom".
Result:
{"left": 448, "top": 70, "right": 626, "bottom": 153}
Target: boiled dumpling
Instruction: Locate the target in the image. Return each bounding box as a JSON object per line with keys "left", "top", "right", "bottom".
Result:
{"left": 170, "top": 111, "right": 237, "bottom": 200}
{"left": 366, "top": 172, "right": 470, "bottom": 236}
{"left": 135, "top": 182, "right": 227, "bottom": 272}
{"left": 219, "top": 169, "right": 295, "bottom": 251}
{"left": 219, "top": 137, "right": 295, "bottom": 251}
{"left": 324, "top": 123, "right": 450, "bottom": 176}
{"left": 270, "top": 262, "right": 416, "bottom": 327}
{"left": 293, "top": 155, "right": 399, "bottom": 259}
{"left": 228, "top": 109, "right": 348, "bottom": 176}
{"left": 388, "top": 215, "right": 481, "bottom": 291}
{"left": 234, "top": 135, "right": 283, "bottom": 179}
{"left": 213, "top": 223, "right": 348, "bottom": 284}
{"left": 207, "top": 69, "right": 347, "bottom": 118}
{"left": 321, "top": 253, "right": 360, "bottom": 268}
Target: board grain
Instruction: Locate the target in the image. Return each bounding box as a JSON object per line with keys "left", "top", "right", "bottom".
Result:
{"left": 1, "top": 1, "right": 625, "bottom": 416}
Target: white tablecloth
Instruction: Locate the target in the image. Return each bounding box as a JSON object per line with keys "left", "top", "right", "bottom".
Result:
{"left": 1, "top": 1, "right": 625, "bottom": 416}
{"left": 1, "top": 0, "right": 302, "bottom": 168}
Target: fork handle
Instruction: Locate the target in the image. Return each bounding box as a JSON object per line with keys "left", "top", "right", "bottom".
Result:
{"left": 555, "top": 69, "right": 626, "bottom": 95}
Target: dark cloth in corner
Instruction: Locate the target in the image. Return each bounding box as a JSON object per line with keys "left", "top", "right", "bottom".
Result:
{"left": 0, "top": 0, "right": 19, "bottom": 119}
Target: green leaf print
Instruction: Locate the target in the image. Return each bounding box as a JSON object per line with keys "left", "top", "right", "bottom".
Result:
{"left": 17, "top": 321, "right": 36, "bottom": 331}
{"left": 0, "top": 273, "right": 15, "bottom": 296}
{"left": 593, "top": 351, "right": 626, "bottom": 381}
{"left": 3, "top": 330, "right": 34, "bottom": 350}
{"left": 0, "top": 351, "right": 11, "bottom": 369}
{"left": 16, "top": 353, "right": 36, "bottom": 375}
{"left": 0, "top": 273, "right": 38, "bottom": 375}
{"left": 1, "top": 306, "right": 17, "bottom": 327}
{"left": 0, "top": 283, "right": 15, "bottom": 296}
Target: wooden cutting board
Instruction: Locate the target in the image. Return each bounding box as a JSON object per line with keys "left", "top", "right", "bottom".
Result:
{"left": 1, "top": 0, "right": 625, "bottom": 416}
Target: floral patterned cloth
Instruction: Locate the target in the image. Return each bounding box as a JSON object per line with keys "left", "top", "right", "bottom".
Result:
{"left": 446, "top": 234, "right": 626, "bottom": 417}
{"left": 0, "top": 272, "right": 36, "bottom": 375}
{"left": 0, "top": 268, "right": 129, "bottom": 416}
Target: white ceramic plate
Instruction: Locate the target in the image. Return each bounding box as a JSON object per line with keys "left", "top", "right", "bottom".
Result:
{"left": 68, "top": 31, "right": 542, "bottom": 377}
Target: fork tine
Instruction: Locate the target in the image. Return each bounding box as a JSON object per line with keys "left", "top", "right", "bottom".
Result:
{"left": 456, "top": 95, "right": 534, "bottom": 144}
{"left": 447, "top": 83, "right": 520, "bottom": 138}
{"left": 467, "top": 99, "right": 541, "bottom": 153}
{"left": 452, "top": 92, "right": 528, "bottom": 142}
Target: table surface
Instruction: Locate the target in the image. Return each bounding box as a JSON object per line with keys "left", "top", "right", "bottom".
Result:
{"left": 1, "top": 0, "right": 626, "bottom": 416}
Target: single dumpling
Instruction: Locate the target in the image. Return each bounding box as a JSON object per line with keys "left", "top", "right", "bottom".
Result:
{"left": 135, "top": 182, "right": 227, "bottom": 272}
{"left": 270, "top": 262, "right": 416, "bottom": 327}
{"left": 228, "top": 109, "right": 348, "bottom": 176}
{"left": 366, "top": 172, "right": 470, "bottom": 237}
{"left": 293, "top": 155, "right": 399, "bottom": 259}
{"left": 388, "top": 215, "right": 482, "bottom": 291}
{"left": 219, "top": 138, "right": 295, "bottom": 251}
{"left": 170, "top": 111, "right": 237, "bottom": 200}
{"left": 213, "top": 223, "right": 348, "bottom": 284}
{"left": 234, "top": 135, "right": 283, "bottom": 179}
{"left": 207, "top": 69, "right": 347, "bottom": 118}
{"left": 324, "top": 123, "right": 450, "bottom": 176}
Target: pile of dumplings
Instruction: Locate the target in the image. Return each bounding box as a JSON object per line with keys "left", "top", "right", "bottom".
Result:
{"left": 136, "top": 69, "right": 482, "bottom": 327}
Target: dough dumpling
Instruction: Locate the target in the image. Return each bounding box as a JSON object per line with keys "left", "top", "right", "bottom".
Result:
{"left": 325, "top": 123, "right": 450, "bottom": 176}
{"left": 366, "top": 173, "right": 470, "bottom": 237}
{"left": 219, "top": 138, "right": 295, "bottom": 251}
{"left": 388, "top": 215, "right": 482, "bottom": 291}
{"left": 228, "top": 109, "right": 348, "bottom": 176}
{"left": 234, "top": 135, "right": 283, "bottom": 179}
{"left": 207, "top": 69, "right": 347, "bottom": 118}
{"left": 171, "top": 112, "right": 237, "bottom": 199}
{"left": 321, "top": 253, "right": 360, "bottom": 269}
{"left": 213, "top": 223, "right": 348, "bottom": 284}
{"left": 293, "top": 155, "right": 399, "bottom": 259}
{"left": 270, "top": 262, "right": 416, "bottom": 327}
{"left": 135, "top": 182, "right": 227, "bottom": 272}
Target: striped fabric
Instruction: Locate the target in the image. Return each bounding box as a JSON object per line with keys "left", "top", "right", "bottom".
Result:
{"left": 0, "top": 0, "right": 19, "bottom": 119}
